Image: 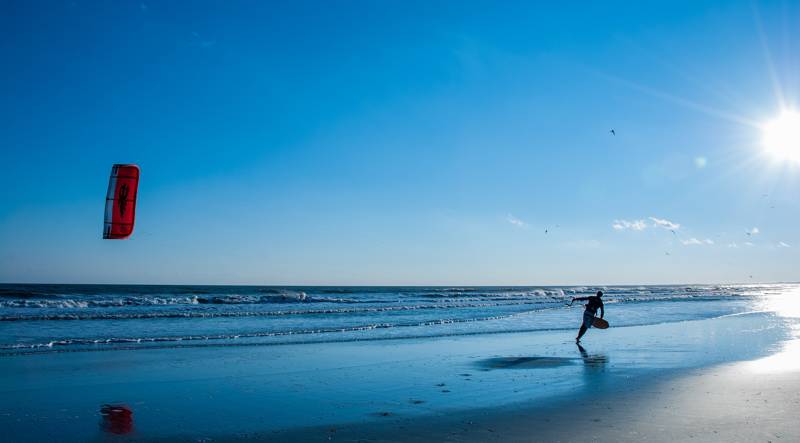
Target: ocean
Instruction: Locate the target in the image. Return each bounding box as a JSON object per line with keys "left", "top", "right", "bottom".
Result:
{"left": 1, "top": 283, "right": 790, "bottom": 354}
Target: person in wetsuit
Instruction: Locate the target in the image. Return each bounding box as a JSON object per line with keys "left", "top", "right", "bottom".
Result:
{"left": 571, "top": 290, "right": 604, "bottom": 343}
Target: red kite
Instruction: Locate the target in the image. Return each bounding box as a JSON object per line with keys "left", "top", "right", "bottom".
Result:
{"left": 103, "top": 164, "right": 139, "bottom": 239}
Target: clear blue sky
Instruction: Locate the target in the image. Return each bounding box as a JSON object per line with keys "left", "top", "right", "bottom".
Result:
{"left": 1, "top": 1, "right": 798, "bottom": 285}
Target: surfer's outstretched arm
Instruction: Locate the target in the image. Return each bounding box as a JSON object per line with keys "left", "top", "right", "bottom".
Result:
{"left": 572, "top": 296, "right": 589, "bottom": 302}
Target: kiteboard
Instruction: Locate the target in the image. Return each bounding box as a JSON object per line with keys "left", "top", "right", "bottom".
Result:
{"left": 592, "top": 317, "right": 609, "bottom": 329}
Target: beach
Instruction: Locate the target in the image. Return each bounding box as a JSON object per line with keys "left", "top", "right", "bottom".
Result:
{"left": 1, "top": 284, "right": 799, "bottom": 441}
{"left": 268, "top": 360, "right": 800, "bottom": 443}
{"left": 5, "top": 1, "right": 800, "bottom": 440}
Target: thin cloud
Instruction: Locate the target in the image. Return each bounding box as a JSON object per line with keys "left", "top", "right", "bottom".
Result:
{"left": 649, "top": 217, "right": 680, "bottom": 230}
{"left": 681, "top": 238, "right": 713, "bottom": 245}
{"left": 507, "top": 214, "right": 527, "bottom": 228}
{"left": 612, "top": 217, "right": 680, "bottom": 232}
{"left": 778, "top": 241, "right": 791, "bottom": 248}
{"left": 744, "top": 241, "right": 755, "bottom": 247}
{"left": 748, "top": 227, "right": 760, "bottom": 235}
{"left": 727, "top": 242, "right": 739, "bottom": 248}
{"left": 612, "top": 219, "right": 647, "bottom": 231}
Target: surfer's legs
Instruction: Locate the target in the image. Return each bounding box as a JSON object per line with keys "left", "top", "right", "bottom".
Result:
{"left": 577, "top": 311, "right": 593, "bottom": 341}
{"left": 576, "top": 325, "right": 588, "bottom": 342}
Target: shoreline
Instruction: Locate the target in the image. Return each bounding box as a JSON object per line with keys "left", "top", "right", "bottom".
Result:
{"left": 1, "top": 311, "right": 797, "bottom": 442}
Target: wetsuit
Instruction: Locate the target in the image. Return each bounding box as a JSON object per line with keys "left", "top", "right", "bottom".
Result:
{"left": 579, "top": 296, "right": 604, "bottom": 328}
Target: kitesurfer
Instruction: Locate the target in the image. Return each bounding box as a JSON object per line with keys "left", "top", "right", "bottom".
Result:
{"left": 571, "top": 290, "right": 604, "bottom": 343}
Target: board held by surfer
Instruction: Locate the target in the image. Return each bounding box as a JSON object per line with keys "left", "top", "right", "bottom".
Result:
{"left": 571, "top": 290, "right": 606, "bottom": 343}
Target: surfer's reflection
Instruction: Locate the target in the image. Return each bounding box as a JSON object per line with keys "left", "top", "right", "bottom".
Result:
{"left": 576, "top": 343, "right": 608, "bottom": 373}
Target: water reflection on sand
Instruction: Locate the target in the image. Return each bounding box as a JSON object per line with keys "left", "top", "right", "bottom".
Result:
{"left": 747, "top": 288, "right": 800, "bottom": 373}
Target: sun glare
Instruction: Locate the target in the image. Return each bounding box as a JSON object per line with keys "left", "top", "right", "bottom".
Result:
{"left": 762, "top": 110, "right": 800, "bottom": 162}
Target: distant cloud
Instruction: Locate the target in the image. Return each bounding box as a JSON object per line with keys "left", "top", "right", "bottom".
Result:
{"left": 744, "top": 241, "right": 754, "bottom": 247}
{"left": 778, "top": 241, "right": 791, "bottom": 248}
{"left": 612, "top": 219, "right": 647, "bottom": 231}
{"left": 727, "top": 242, "right": 739, "bottom": 248}
{"left": 507, "top": 214, "right": 527, "bottom": 228}
{"left": 681, "top": 238, "right": 713, "bottom": 246}
{"left": 747, "top": 227, "right": 760, "bottom": 235}
{"left": 612, "top": 217, "right": 681, "bottom": 232}
{"left": 649, "top": 217, "right": 680, "bottom": 230}
{"left": 140, "top": 3, "right": 148, "bottom": 12}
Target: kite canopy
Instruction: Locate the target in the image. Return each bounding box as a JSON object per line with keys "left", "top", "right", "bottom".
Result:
{"left": 103, "top": 164, "right": 139, "bottom": 239}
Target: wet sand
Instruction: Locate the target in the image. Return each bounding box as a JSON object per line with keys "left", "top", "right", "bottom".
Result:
{"left": 1, "top": 311, "right": 798, "bottom": 442}
{"left": 259, "top": 362, "right": 800, "bottom": 442}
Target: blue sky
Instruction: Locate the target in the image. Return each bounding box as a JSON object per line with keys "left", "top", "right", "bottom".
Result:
{"left": 1, "top": 1, "right": 798, "bottom": 285}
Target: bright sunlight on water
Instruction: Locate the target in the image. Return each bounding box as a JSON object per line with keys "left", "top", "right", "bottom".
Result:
{"left": 747, "top": 287, "right": 800, "bottom": 373}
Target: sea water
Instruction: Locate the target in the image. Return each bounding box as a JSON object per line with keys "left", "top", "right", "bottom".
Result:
{"left": 0, "top": 283, "right": 791, "bottom": 354}
{"left": 1, "top": 283, "right": 799, "bottom": 441}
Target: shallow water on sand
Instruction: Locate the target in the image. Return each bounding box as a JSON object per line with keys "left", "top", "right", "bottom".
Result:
{"left": 0, "top": 305, "right": 797, "bottom": 442}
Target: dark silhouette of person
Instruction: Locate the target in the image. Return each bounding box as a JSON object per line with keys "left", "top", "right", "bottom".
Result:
{"left": 571, "top": 290, "right": 604, "bottom": 343}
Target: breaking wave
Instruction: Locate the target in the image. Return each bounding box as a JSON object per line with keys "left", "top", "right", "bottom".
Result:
{"left": 1, "top": 313, "right": 522, "bottom": 351}
{"left": 0, "top": 300, "right": 562, "bottom": 321}
{"left": 0, "top": 283, "right": 792, "bottom": 355}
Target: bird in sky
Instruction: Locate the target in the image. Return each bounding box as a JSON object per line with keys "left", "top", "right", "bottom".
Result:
{"left": 610, "top": 129, "right": 616, "bottom": 136}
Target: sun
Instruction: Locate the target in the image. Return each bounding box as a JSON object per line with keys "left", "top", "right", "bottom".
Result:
{"left": 762, "top": 110, "right": 800, "bottom": 163}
